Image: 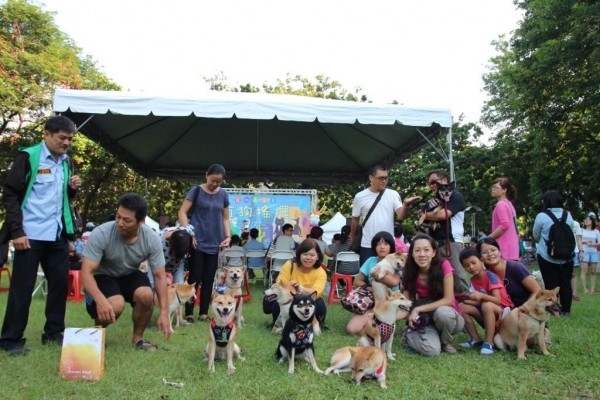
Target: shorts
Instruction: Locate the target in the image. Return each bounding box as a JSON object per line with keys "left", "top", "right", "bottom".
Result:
{"left": 86, "top": 270, "right": 151, "bottom": 319}
{"left": 582, "top": 250, "right": 598, "bottom": 264}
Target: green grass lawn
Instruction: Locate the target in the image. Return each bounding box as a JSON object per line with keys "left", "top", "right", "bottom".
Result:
{"left": 0, "top": 278, "right": 599, "bottom": 400}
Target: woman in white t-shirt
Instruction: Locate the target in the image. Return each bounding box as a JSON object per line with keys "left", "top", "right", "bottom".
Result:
{"left": 580, "top": 214, "right": 600, "bottom": 294}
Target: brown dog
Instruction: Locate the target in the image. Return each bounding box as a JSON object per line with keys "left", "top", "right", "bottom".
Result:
{"left": 206, "top": 292, "right": 244, "bottom": 375}
{"left": 325, "top": 346, "right": 388, "bottom": 389}
{"left": 357, "top": 288, "right": 412, "bottom": 360}
{"left": 222, "top": 266, "right": 247, "bottom": 328}
{"left": 154, "top": 282, "right": 196, "bottom": 332}
{"left": 494, "top": 287, "right": 561, "bottom": 360}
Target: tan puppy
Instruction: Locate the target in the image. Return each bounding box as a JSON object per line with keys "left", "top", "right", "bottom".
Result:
{"left": 206, "top": 292, "right": 244, "bottom": 375}
{"left": 264, "top": 280, "right": 297, "bottom": 333}
{"left": 357, "top": 288, "right": 412, "bottom": 360}
{"left": 369, "top": 252, "right": 406, "bottom": 302}
{"left": 494, "top": 287, "right": 561, "bottom": 360}
{"left": 325, "top": 346, "right": 388, "bottom": 389}
{"left": 222, "top": 266, "right": 247, "bottom": 328}
{"left": 154, "top": 282, "right": 196, "bottom": 332}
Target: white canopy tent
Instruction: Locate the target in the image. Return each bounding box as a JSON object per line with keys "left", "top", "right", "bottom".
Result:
{"left": 321, "top": 212, "right": 348, "bottom": 244}
{"left": 53, "top": 89, "right": 454, "bottom": 183}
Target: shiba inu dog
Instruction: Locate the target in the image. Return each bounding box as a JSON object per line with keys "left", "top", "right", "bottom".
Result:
{"left": 369, "top": 252, "right": 406, "bottom": 302}
{"left": 222, "top": 266, "right": 247, "bottom": 328}
{"left": 154, "top": 282, "right": 196, "bottom": 332}
{"left": 494, "top": 287, "right": 561, "bottom": 360}
{"left": 206, "top": 292, "right": 244, "bottom": 375}
{"left": 264, "top": 280, "right": 297, "bottom": 333}
{"left": 324, "top": 346, "right": 388, "bottom": 389}
{"left": 275, "top": 292, "right": 322, "bottom": 374}
{"left": 357, "top": 288, "right": 412, "bottom": 360}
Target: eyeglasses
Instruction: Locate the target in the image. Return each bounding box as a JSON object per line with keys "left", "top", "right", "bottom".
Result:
{"left": 373, "top": 175, "right": 388, "bottom": 182}
{"left": 480, "top": 248, "right": 499, "bottom": 256}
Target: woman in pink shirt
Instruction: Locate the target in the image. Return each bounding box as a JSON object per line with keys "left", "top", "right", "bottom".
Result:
{"left": 488, "top": 178, "right": 520, "bottom": 261}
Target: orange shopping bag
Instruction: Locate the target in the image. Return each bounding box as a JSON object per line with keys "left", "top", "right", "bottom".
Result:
{"left": 59, "top": 327, "right": 105, "bottom": 381}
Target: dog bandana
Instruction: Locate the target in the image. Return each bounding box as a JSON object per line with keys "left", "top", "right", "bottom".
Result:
{"left": 374, "top": 317, "right": 394, "bottom": 343}
{"left": 292, "top": 324, "right": 313, "bottom": 348}
{"left": 211, "top": 319, "right": 235, "bottom": 346}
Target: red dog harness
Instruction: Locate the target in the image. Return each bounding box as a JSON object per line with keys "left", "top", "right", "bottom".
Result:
{"left": 374, "top": 317, "right": 394, "bottom": 343}
{"left": 211, "top": 319, "right": 235, "bottom": 346}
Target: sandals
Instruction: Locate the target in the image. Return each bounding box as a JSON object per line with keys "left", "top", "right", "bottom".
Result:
{"left": 198, "top": 314, "right": 209, "bottom": 321}
{"left": 134, "top": 339, "right": 158, "bottom": 352}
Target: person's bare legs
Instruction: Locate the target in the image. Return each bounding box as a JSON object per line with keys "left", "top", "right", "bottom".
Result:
{"left": 590, "top": 262, "right": 598, "bottom": 294}
{"left": 131, "top": 286, "right": 154, "bottom": 345}
{"left": 581, "top": 261, "right": 589, "bottom": 294}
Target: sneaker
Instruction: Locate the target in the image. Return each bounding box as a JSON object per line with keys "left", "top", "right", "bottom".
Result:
{"left": 185, "top": 316, "right": 196, "bottom": 324}
{"left": 1, "top": 343, "right": 29, "bottom": 356}
{"left": 460, "top": 339, "right": 483, "bottom": 349}
{"left": 442, "top": 343, "right": 457, "bottom": 354}
{"left": 480, "top": 342, "right": 494, "bottom": 356}
{"left": 41, "top": 332, "right": 64, "bottom": 346}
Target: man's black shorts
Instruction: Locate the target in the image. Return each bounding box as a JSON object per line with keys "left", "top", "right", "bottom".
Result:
{"left": 85, "top": 270, "right": 151, "bottom": 319}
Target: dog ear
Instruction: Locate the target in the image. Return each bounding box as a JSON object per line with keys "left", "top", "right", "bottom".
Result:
{"left": 309, "top": 291, "right": 317, "bottom": 301}
{"left": 552, "top": 287, "right": 560, "bottom": 295}
{"left": 349, "top": 347, "right": 356, "bottom": 357}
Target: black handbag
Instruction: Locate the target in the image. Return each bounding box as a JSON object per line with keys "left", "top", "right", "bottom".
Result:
{"left": 350, "top": 189, "right": 385, "bottom": 253}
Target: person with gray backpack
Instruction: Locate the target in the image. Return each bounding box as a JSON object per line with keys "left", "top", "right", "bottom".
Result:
{"left": 533, "top": 190, "right": 576, "bottom": 316}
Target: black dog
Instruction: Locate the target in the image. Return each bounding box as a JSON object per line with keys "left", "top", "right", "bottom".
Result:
{"left": 416, "top": 181, "right": 455, "bottom": 235}
{"left": 275, "top": 292, "right": 323, "bottom": 374}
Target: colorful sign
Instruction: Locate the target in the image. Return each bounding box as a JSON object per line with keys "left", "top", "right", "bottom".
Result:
{"left": 228, "top": 193, "right": 312, "bottom": 245}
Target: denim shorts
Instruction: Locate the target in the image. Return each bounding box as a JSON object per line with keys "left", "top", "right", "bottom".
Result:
{"left": 582, "top": 250, "right": 599, "bottom": 264}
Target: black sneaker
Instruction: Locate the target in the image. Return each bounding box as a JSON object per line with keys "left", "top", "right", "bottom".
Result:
{"left": 41, "top": 332, "right": 64, "bottom": 346}
{"left": 1, "top": 342, "right": 29, "bottom": 356}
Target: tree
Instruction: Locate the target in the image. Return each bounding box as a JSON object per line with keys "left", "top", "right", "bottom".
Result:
{"left": 0, "top": 0, "right": 82, "bottom": 137}
{"left": 482, "top": 0, "right": 600, "bottom": 219}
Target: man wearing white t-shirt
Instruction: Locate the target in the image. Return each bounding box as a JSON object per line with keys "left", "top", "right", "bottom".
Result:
{"left": 350, "top": 165, "right": 421, "bottom": 265}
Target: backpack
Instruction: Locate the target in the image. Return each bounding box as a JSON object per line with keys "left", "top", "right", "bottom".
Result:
{"left": 543, "top": 210, "right": 575, "bottom": 261}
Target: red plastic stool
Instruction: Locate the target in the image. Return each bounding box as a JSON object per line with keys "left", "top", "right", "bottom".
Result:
{"left": 67, "top": 270, "right": 84, "bottom": 302}
{"left": 0, "top": 266, "right": 11, "bottom": 292}
{"left": 327, "top": 273, "right": 354, "bottom": 304}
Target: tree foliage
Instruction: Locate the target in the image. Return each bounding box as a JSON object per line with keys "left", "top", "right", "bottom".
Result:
{"left": 483, "top": 0, "right": 600, "bottom": 219}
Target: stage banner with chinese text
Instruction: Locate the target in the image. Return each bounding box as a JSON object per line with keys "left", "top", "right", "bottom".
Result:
{"left": 228, "top": 193, "right": 312, "bottom": 245}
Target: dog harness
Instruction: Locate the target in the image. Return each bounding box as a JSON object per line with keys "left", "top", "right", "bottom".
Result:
{"left": 211, "top": 319, "right": 235, "bottom": 346}
{"left": 292, "top": 323, "right": 313, "bottom": 348}
{"left": 374, "top": 317, "right": 394, "bottom": 343}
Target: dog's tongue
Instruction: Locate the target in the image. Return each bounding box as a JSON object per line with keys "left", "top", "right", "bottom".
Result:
{"left": 552, "top": 310, "right": 561, "bottom": 317}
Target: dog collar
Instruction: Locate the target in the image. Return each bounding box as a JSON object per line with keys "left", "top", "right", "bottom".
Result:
{"left": 519, "top": 306, "right": 544, "bottom": 323}
{"left": 374, "top": 362, "right": 385, "bottom": 378}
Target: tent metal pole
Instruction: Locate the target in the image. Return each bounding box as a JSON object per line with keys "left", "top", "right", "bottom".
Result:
{"left": 448, "top": 119, "right": 455, "bottom": 183}
{"left": 74, "top": 115, "right": 94, "bottom": 132}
